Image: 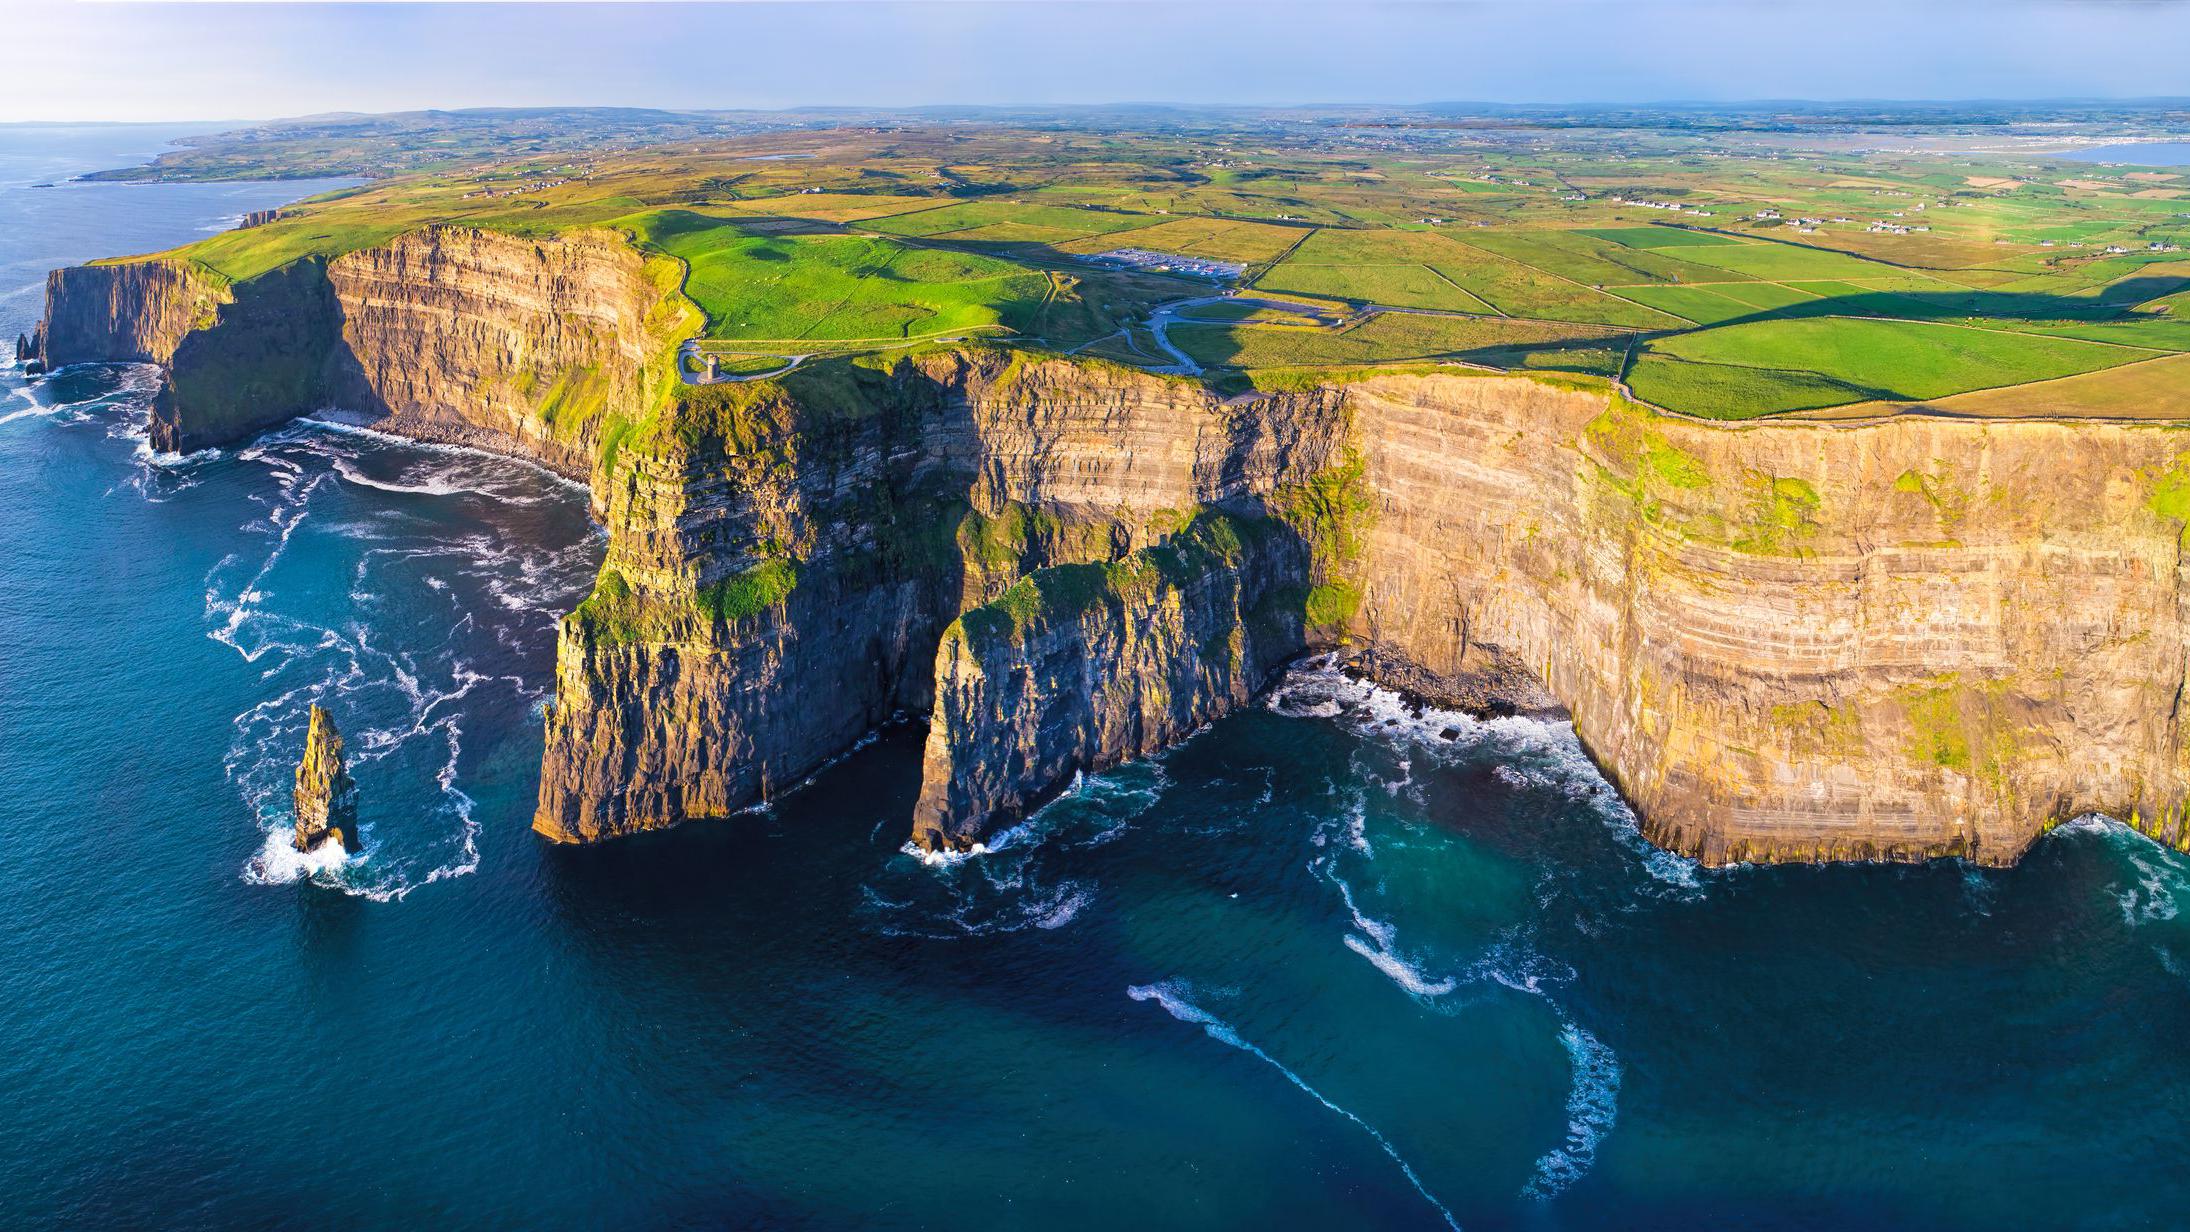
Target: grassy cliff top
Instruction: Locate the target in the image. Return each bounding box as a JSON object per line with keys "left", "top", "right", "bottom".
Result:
{"left": 97, "top": 123, "right": 2190, "bottom": 421}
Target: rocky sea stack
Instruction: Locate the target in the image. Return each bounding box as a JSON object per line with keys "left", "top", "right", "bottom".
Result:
{"left": 293, "top": 705, "right": 361, "bottom": 855}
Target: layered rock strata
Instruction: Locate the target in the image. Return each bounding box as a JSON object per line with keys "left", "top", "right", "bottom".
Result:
{"left": 44, "top": 226, "right": 688, "bottom": 481}
{"left": 532, "top": 354, "right": 1344, "bottom": 841}
{"left": 294, "top": 706, "right": 361, "bottom": 855}
{"left": 44, "top": 232, "right": 2190, "bottom": 868}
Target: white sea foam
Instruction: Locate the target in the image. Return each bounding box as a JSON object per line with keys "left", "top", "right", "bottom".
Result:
{"left": 301, "top": 414, "right": 587, "bottom": 496}
{"left": 1522, "top": 1020, "right": 1623, "bottom": 1201}
{"left": 2046, "top": 814, "right": 2190, "bottom": 927}
{"left": 1323, "top": 862, "right": 1459, "bottom": 999}
{"left": 2119, "top": 844, "right": 2183, "bottom": 926}
{"left": 1274, "top": 659, "right": 1706, "bottom": 897}
{"left": 241, "top": 826, "right": 360, "bottom": 887}
{"left": 1128, "top": 981, "right": 1462, "bottom": 1231}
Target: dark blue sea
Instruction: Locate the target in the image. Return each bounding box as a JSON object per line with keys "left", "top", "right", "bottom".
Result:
{"left": 5, "top": 124, "right": 2190, "bottom": 1231}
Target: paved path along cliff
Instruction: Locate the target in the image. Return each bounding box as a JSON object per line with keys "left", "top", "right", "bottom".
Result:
{"left": 39, "top": 228, "right": 2190, "bottom": 867}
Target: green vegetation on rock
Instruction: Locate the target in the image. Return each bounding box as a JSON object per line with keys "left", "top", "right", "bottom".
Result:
{"left": 698, "top": 558, "right": 801, "bottom": 623}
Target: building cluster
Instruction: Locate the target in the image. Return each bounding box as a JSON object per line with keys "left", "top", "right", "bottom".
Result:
{"left": 1608, "top": 195, "right": 1716, "bottom": 217}
{"left": 1079, "top": 248, "right": 1245, "bottom": 281}
{"left": 461, "top": 175, "right": 578, "bottom": 201}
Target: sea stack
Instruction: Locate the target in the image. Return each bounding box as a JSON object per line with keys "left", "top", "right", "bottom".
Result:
{"left": 293, "top": 705, "right": 362, "bottom": 854}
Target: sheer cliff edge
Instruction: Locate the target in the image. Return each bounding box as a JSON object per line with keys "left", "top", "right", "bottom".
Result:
{"left": 41, "top": 232, "right": 2190, "bottom": 867}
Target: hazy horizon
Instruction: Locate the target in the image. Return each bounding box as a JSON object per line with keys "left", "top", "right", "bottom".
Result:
{"left": 8, "top": 0, "right": 2190, "bottom": 125}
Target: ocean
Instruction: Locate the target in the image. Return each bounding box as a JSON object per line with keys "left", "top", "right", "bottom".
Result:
{"left": 4, "top": 124, "right": 2190, "bottom": 1231}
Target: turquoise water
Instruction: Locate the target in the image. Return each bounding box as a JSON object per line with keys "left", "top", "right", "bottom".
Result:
{"left": 8, "top": 126, "right": 2190, "bottom": 1230}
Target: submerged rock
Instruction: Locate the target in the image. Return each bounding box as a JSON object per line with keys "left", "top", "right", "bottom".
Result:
{"left": 293, "top": 706, "right": 361, "bottom": 855}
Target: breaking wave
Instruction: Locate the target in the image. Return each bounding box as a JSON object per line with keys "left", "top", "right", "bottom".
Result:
{"left": 865, "top": 761, "right": 1169, "bottom": 938}
{"left": 1270, "top": 656, "right": 1705, "bottom": 898}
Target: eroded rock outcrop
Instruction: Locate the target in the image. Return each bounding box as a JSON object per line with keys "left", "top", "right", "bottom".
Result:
{"left": 294, "top": 706, "right": 361, "bottom": 855}
{"left": 911, "top": 512, "right": 1311, "bottom": 851}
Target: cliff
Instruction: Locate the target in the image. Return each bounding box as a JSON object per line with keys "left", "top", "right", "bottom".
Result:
{"left": 294, "top": 706, "right": 361, "bottom": 854}
{"left": 910, "top": 511, "right": 1310, "bottom": 851}
{"left": 47, "top": 226, "right": 693, "bottom": 480}
{"left": 1330, "top": 375, "right": 2190, "bottom": 865}
{"left": 540, "top": 360, "right": 2190, "bottom": 866}
{"left": 44, "top": 228, "right": 2190, "bottom": 868}
{"left": 38, "top": 260, "right": 225, "bottom": 369}
{"left": 532, "top": 352, "right": 1342, "bottom": 841}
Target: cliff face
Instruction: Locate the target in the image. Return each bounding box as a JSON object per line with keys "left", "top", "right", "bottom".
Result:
{"left": 532, "top": 354, "right": 1344, "bottom": 842}
{"left": 911, "top": 513, "right": 1310, "bottom": 851}
{"left": 294, "top": 706, "right": 361, "bottom": 854}
{"left": 565, "top": 361, "right": 2190, "bottom": 866}
{"left": 1340, "top": 375, "right": 2190, "bottom": 865}
{"left": 39, "top": 261, "right": 224, "bottom": 369}
{"left": 321, "top": 226, "right": 683, "bottom": 480}
{"left": 153, "top": 259, "right": 345, "bottom": 453}
{"left": 47, "top": 227, "right": 2190, "bottom": 867}
{"left": 46, "top": 226, "right": 689, "bottom": 480}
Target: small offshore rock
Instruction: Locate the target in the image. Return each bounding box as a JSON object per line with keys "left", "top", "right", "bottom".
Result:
{"left": 293, "top": 705, "right": 362, "bottom": 854}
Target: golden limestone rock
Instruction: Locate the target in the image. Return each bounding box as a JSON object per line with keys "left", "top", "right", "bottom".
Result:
{"left": 293, "top": 705, "right": 362, "bottom": 855}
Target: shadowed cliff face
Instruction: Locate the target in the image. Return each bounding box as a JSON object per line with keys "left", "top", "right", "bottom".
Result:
{"left": 40, "top": 260, "right": 224, "bottom": 370}
{"left": 43, "top": 233, "right": 2190, "bottom": 868}
{"left": 46, "top": 226, "right": 689, "bottom": 483}
{"left": 531, "top": 354, "right": 1346, "bottom": 844}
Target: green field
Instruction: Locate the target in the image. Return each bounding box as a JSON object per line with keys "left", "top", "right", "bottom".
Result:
{"left": 1630, "top": 317, "right": 2154, "bottom": 418}
{"left": 101, "top": 116, "right": 2190, "bottom": 421}
{"left": 628, "top": 210, "right": 1050, "bottom": 341}
{"left": 1580, "top": 226, "right": 1741, "bottom": 249}
{"left": 1170, "top": 311, "right": 1628, "bottom": 372}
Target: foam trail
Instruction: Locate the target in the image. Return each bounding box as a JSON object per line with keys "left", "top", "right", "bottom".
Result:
{"left": 1129, "top": 981, "right": 1463, "bottom": 1231}
{"left": 1521, "top": 1020, "right": 1622, "bottom": 1200}
{"left": 1327, "top": 866, "right": 1457, "bottom": 997}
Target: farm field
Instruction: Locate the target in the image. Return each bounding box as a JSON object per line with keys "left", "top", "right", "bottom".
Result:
{"left": 108, "top": 119, "right": 2190, "bottom": 420}
{"left": 1809, "top": 352, "right": 2190, "bottom": 419}
{"left": 1169, "top": 310, "right": 1628, "bottom": 372}
{"left": 626, "top": 209, "right": 1050, "bottom": 342}
{"left": 1628, "top": 316, "right": 2156, "bottom": 418}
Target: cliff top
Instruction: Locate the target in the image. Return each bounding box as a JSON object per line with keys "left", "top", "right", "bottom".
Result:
{"left": 85, "top": 122, "right": 2190, "bottom": 423}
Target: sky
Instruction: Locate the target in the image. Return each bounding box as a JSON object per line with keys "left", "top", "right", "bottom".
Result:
{"left": 4, "top": 0, "right": 2189, "bottom": 124}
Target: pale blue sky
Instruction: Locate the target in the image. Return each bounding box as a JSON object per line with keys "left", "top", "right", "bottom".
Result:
{"left": 5, "top": 1, "right": 2189, "bottom": 123}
